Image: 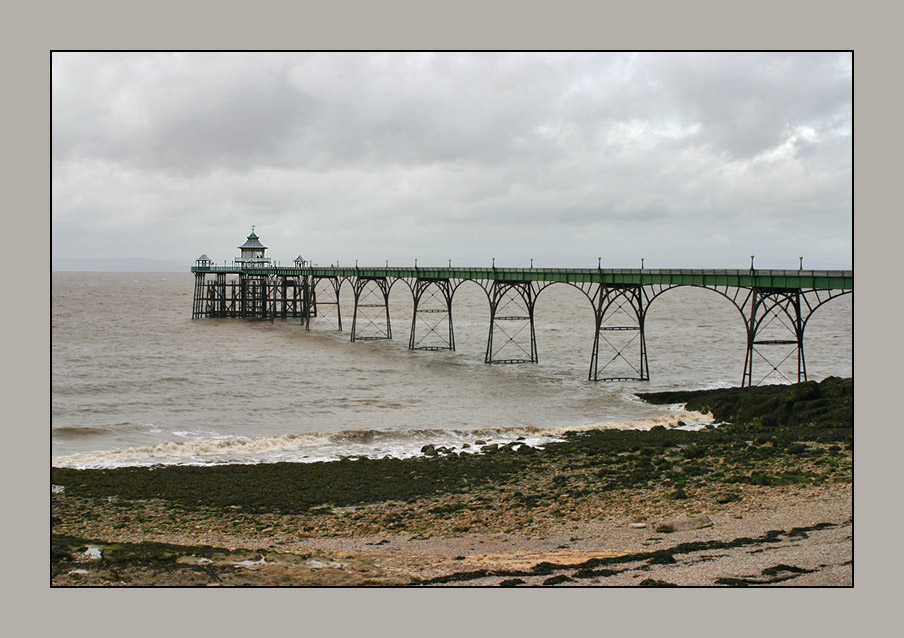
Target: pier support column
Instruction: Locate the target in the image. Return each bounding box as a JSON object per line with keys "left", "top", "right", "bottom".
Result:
{"left": 305, "top": 276, "right": 342, "bottom": 331}
{"left": 409, "top": 278, "right": 455, "bottom": 350}
{"left": 192, "top": 272, "right": 205, "bottom": 318}
{"left": 279, "top": 276, "right": 289, "bottom": 319}
{"left": 239, "top": 274, "right": 270, "bottom": 319}
{"left": 485, "top": 281, "right": 539, "bottom": 363}
{"left": 227, "top": 277, "right": 239, "bottom": 317}
{"left": 351, "top": 277, "right": 392, "bottom": 342}
{"left": 193, "top": 271, "right": 227, "bottom": 319}
{"left": 216, "top": 273, "right": 226, "bottom": 317}
{"left": 267, "top": 275, "right": 279, "bottom": 320}
{"left": 272, "top": 275, "right": 303, "bottom": 319}
{"left": 742, "top": 288, "right": 805, "bottom": 387}
{"left": 588, "top": 285, "right": 649, "bottom": 381}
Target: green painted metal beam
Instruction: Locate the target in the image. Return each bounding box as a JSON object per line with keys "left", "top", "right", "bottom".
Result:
{"left": 190, "top": 266, "right": 853, "bottom": 291}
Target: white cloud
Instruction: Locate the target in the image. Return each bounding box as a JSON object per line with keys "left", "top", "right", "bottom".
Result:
{"left": 51, "top": 52, "right": 852, "bottom": 269}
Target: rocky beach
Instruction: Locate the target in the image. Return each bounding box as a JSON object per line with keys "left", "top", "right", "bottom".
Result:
{"left": 51, "top": 377, "right": 853, "bottom": 586}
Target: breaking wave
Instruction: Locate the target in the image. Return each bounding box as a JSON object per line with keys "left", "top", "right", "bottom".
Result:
{"left": 51, "top": 410, "right": 713, "bottom": 469}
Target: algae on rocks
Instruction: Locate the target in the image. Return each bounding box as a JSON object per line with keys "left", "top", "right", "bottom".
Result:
{"left": 52, "top": 379, "right": 852, "bottom": 523}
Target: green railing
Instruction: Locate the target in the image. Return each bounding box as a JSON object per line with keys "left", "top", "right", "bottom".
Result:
{"left": 191, "top": 266, "right": 852, "bottom": 290}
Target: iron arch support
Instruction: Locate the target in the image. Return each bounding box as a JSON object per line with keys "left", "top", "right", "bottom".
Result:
{"left": 350, "top": 276, "right": 392, "bottom": 342}
{"left": 306, "top": 275, "right": 342, "bottom": 332}
{"left": 587, "top": 284, "right": 649, "bottom": 382}
{"left": 409, "top": 277, "right": 459, "bottom": 351}
{"left": 800, "top": 289, "right": 853, "bottom": 333}
{"left": 482, "top": 280, "right": 551, "bottom": 364}
{"left": 742, "top": 287, "right": 852, "bottom": 387}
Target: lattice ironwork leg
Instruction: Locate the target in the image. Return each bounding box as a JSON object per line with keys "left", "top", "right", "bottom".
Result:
{"left": 305, "top": 276, "right": 342, "bottom": 331}
{"left": 588, "top": 285, "right": 649, "bottom": 381}
{"left": 409, "top": 278, "right": 455, "bottom": 350}
{"left": 351, "top": 277, "right": 392, "bottom": 342}
{"left": 485, "top": 281, "right": 539, "bottom": 363}
{"left": 742, "top": 288, "right": 806, "bottom": 387}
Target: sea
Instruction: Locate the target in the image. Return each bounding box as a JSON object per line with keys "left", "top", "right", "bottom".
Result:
{"left": 51, "top": 272, "right": 852, "bottom": 469}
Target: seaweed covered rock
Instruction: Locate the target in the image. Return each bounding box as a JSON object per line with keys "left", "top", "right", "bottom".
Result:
{"left": 819, "top": 376, "right": 852, "bottom": 398}
{"left": 51, "top": 379, "right": 852, "bottom": 523}
{"left": 786, "top": 380, "right": 820, "bottom": 403}
{"left": 638, "top": 378, "right": 852, "bottom": 432}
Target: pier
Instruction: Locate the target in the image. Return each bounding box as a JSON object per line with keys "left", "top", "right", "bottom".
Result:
{"left": 192, "top": 231, "right": 852, "bottom": 387}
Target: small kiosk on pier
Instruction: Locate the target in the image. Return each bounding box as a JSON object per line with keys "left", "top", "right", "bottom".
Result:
{"left": 191, "top": 228, "right": 309, "bottom": 320}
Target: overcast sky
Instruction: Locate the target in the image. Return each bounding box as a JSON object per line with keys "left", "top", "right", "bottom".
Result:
{"left": 51, "top": 52, "right": 851, "bottom": 271}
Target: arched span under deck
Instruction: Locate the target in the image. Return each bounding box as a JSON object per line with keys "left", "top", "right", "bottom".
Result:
{"left": 191, "top": 265, "right": 852, "bottom": 387}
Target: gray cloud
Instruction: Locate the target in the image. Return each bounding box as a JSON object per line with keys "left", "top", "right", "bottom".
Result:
{"left": 52, "top": 52, "right": 851, "bottom": 270}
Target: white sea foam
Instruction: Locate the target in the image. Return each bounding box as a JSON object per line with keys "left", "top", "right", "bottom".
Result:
{"left": 51, "top": 410, "right": 714, "bottom": 469}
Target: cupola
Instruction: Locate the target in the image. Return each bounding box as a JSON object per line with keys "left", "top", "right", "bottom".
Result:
{"left": 236, "top": 227, "right": 270, "bottom": 267}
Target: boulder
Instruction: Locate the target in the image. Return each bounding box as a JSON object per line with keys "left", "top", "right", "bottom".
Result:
{"left": 655, "top": 514, "right": 714, "bottom": 532}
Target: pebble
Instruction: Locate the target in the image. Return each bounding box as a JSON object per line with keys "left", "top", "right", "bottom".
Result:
{"left": 629, "top": 523, "right": 647, "bottom": 529}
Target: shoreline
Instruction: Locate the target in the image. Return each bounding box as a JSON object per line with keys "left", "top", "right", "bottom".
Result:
{"left": 51, "top": 407, "right": 714, "bottom": 470}
{"left": 51, "top": 378, "right": 852, "bottom": 586}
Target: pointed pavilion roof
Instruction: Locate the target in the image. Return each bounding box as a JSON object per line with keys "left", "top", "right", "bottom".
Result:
{"left": 238, "top": 227, "right": 267, "bottom": 250}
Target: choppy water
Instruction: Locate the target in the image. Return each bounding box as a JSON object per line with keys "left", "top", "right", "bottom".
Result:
{"left": 51, "top": 272, "right": 852, "bottom": 468}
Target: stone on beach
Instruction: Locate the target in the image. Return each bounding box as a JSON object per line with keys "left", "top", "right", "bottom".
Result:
{"left": 655, "top": 514, "right": 714, "bottom": 533}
